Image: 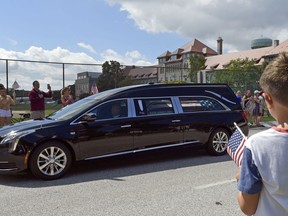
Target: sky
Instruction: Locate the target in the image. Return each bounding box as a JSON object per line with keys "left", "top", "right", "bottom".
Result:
{"left": 0, "top": 0, "right": 288, "bottom": 90}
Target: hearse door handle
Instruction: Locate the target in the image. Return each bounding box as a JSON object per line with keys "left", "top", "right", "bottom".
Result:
{"left": 121, "top": 124, "right": 131, "bottom": 128}
{"left": 172, "top": 119, "right": 181, "bottom": 123}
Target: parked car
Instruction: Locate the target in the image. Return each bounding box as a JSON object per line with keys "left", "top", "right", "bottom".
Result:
{"left": 0, "top": 83, "right": 248, "bottom": 180}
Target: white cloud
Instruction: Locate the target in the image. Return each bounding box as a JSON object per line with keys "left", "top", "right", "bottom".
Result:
{"left": 125, "top": 50, "right": 142, "bottom": 59}
{"left": 106, "top": 0, "right": 288, "bottom": 52}
{"left": 77, "top": 42, "right": 97, "bottom": 54}
{"left": 4, "top": 0, "right": 286, "bottom": 91}
{"left": 0, "top": 46, "right": 154, "bottom": 90}
{"left": 100, "top": 49, "right": 155, "bottom": 66}
{"left": 0, "top": 47, "right": 101, "bottom": 90}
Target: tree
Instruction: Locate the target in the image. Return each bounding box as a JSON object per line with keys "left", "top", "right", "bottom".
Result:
{"left": 97, "top": 60, "right": 126, "bottom": 91}
{"left": 212, "top": 58, "right": 268, "bottom": 92}
{"left": 162, "top": 80, "right": 187, "bottom": 84}
{"left": 118, "top": 76, "right": 137, "bottom": 86}
{"left": 188, "top": 55, "right": 206, "bottom": 83}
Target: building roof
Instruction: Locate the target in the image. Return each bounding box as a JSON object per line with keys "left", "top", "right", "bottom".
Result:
{"left": 205, "top": 38, "right": 288, "bottom": 70}
{"left": 127, "top": 66, "right": 157, "bottom": 79}
{"left": 180, "top": 39, "right": 218, "bottom": 55}
{"left": 265, "top": 38, "right": 288, "bottom": 56}
{"left": 170, "top": 48, "right": 184, "bottom": 55}
{"left": 158, "top": 51, "right": 171, "bottom": 58}
{"left": 157, "top": 38, "right": 218, "bottom": 59}
{"left": 205, "top": 46, "right": 272, "bottom": 70}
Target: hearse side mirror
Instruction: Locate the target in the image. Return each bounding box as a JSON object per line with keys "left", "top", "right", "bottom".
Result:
{"left": 80, "top": 113, "right": 97, "bottom": 122}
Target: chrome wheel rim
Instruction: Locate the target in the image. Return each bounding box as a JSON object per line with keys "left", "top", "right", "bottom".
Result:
{"left": 37, "top": 146, "right": 67, "bottom": 176}
{"left": 212, "top": 131, "right": 228, "bottom": 153}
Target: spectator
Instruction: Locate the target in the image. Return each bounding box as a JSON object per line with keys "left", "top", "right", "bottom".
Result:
{"left": 258, "top": 90, "right": 265, "bottom": 123}
{"left": 252, "top": 90, "right": 260, "bottom": 126}
{"left": 242, "top": 90, "right": 253, "bottom": 125}
{"left": 61, "top": 86, "right": 74, "bottom": 107}
{"left": 0, "top": 84, "right": 16, "bottom": 126}
{"left": 236, "top": 52, "right": 288, "bottom": 215}
{"left": 28, "top": 80, "right": 52, "bottom": 119}
{"left": 235, "top": 90, "right": 242, "bottom": 107}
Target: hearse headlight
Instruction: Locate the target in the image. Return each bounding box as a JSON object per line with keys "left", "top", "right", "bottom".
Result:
{"left": 0, "top": 130, "right": 35, "bottom": 151}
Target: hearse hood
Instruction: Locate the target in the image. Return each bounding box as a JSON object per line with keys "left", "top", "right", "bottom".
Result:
{"left": 0, "top": 119, "right": 61, "bottom": 137}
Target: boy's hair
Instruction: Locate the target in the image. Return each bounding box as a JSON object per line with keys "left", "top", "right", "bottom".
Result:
{"left": 260, "top": 52, "right": 288, "bottom": 105}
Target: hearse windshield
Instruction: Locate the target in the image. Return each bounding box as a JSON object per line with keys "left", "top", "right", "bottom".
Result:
{"left": 47, "top": 85, "right": 137, "bottom": 120}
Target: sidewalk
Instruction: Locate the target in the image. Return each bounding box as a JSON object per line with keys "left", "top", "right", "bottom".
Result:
{"left": 260, "top": 121, "right": 277, "bottom": 128}
{"left": 248, "top": 121, "right": 277, "bottom": 129}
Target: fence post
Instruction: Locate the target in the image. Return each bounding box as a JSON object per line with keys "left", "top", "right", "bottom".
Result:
{"left": 6, "top": 60, "right": 8, "bottom": 93}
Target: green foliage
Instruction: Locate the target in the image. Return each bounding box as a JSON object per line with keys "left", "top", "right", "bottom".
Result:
{"left": 12, "top": 103, "right": 62, "bottom": 116}
{"left": 161, "top": 80, "right": 187, "bottom": 84}
{"left": 97, "top": 60, "right": 127, "bottom": 91}
{"left": 212, "top": 58, "right": 267, "bottom": 92}
{"left": 188, "top": 55, "right": 206, "bottom": 82}
{"left": 118, "top": 76, "right": 137, "bottom": 86}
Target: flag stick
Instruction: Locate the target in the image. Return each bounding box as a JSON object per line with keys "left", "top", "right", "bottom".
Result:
{"left": 233, "top": 122, "right": 247, "bottom": 140}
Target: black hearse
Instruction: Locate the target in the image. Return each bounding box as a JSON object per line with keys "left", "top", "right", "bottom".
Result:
{"left": 0, "top": 83, "right": 248, "bottom": 180}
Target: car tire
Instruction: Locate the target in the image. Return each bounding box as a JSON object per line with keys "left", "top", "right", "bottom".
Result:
{"left": 28, "top": 142, "right": 72, "bottom": 180}
{"left": 206, "top": 128, "right": 230, "bottom": 156}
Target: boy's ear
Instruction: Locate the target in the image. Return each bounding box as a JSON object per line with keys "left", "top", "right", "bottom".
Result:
{"left": 263, "top": 93, "right": 273, "bottom": 109}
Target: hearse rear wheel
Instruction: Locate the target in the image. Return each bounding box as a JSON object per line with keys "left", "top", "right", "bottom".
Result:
{"left": 207, "top": 128, "right": 230, "bottom": 156}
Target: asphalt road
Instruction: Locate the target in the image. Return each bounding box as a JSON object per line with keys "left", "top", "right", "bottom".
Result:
{"left": 0, "top": 126, "right": 267, "bottom": 216}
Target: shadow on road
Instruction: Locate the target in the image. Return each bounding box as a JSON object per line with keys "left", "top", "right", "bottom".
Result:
{"left": 0, "top": 146, "right": 232, "bottom": 188}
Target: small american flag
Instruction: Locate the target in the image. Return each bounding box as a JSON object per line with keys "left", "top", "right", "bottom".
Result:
{"left": 227, "top": 125, "right": 246, "bottom": 166}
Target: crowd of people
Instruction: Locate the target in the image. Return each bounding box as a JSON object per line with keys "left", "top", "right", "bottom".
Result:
{"left": 0, "top": 80, "right": 76, "bottom": 126}
{"left": 29, "top": 81, "right": 75, "bottom": 119}
{"left": 235, "top": 88, "right": 266, "bottom": 127}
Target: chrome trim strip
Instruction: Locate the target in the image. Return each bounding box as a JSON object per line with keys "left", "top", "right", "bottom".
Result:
{"left": 84, "top": 141, "right": 199, "bottom": 161}
{"left": 0, "top": 161, "right": 9, "bottom": 164}
{"left": 0, "top": 168, "right": 18, "bottom": 171}
{"left": 121, "top": 125, "right": 131, "bottom": 128}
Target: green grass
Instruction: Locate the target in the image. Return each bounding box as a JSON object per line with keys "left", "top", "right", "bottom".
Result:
{"left": 261, "top": 115, "right": 276, "bottom": 122}
{"left": 12, "top": 103, "right": 62, "bottom": 116}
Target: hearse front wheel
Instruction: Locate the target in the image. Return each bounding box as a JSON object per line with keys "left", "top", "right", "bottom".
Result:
{"left": 29, "top": 141, "right": 72, "bottom": 180}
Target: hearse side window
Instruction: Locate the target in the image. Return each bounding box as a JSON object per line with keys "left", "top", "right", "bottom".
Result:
{"left": 89, "top": 99, "right": 128, "bottom": 120}
{"left": 134, "top": 98, "right": 174, "bottom": 116}
{"left": 179, "top": 97, "right": 225, "bottom": 112}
